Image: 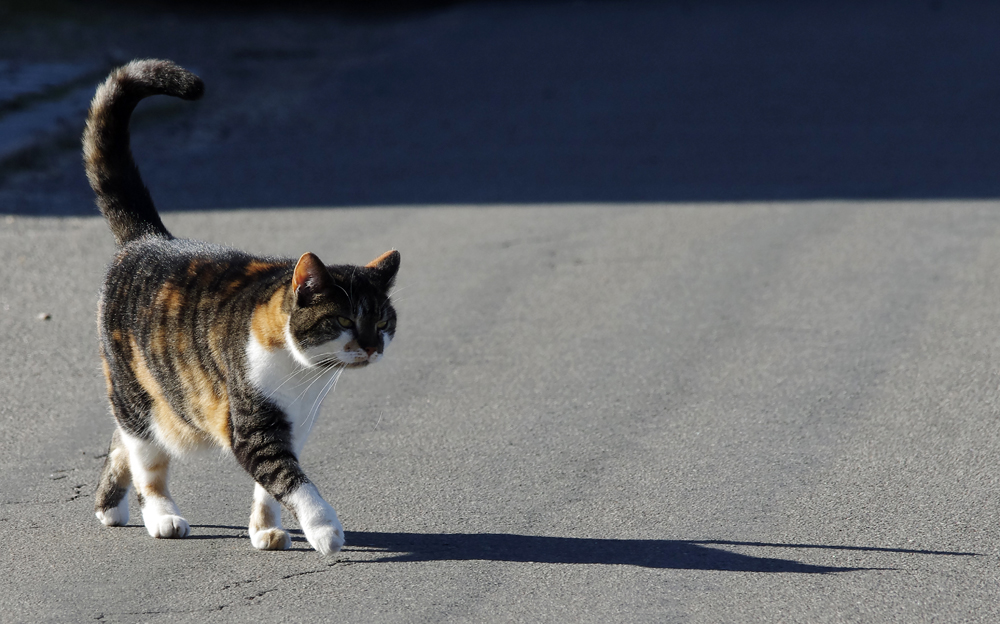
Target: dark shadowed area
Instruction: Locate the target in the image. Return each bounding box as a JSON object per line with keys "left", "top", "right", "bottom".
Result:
{"left": 1, "top": 0, "right": 999, "bottom": 216}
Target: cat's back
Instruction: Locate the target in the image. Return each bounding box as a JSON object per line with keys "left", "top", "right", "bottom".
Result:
{"left": 103, "top": 236, "right": 289, "bottom": 314}
{"left": 100, "top": 236, "right": 292, "bottom": 370}
{"left": 105, "top": 237, "right": 256, "bottom": 291}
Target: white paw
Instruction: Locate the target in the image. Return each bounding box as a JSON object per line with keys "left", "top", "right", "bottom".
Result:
{"left": 95, "top": 503, "right": 129, "bottom": 527}
{"left": 251, "top": 528, "right": 292, "bottom": 551}
{"left": 303, "top": 521, "right": 344, "bottom": 556}
{"left": 146, "top": 514, "right": 190, "bottom": 539}
{"left": 285, "top": 483, "right": 345, "bottom": 555}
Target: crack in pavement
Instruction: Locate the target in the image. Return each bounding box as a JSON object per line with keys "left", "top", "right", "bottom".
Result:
{"left": 94, "top": 605, "right": 227, "bottom": 620}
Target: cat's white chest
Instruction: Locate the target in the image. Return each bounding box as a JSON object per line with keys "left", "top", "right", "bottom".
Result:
{"left": 246, "top": 336, "right": 341, "bottom": 454}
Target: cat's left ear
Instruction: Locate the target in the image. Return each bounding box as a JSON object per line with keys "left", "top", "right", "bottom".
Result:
{"left": 292, "top": 252, "right": 335, "bottom": 307}
{"left": 365, "top": 249, "right": 400, "bottom": 291}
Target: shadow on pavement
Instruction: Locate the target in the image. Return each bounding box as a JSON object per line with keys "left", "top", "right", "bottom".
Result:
{"left": 340, "top": 531, "right": 976, "bottom": 573}
{"left": 181, "top": 525, "right": 978, "bottom": 572}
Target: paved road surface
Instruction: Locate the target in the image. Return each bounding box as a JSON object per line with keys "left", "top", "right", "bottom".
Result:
{"left": 1, "top": 2, "right": 999, "bottom": 623}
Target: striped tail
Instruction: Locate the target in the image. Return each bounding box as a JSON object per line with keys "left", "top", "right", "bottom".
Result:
{"left": 83, "top": 59, "right": 203, "bottom": 246}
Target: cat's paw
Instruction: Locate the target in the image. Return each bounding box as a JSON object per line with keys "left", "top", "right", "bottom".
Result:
{"left": 286, "top": 483, "right": 345, "bottom": 555}
{"left": 95, "top": 504, "right": 129, "bottom": 527}
{"left": 146, "top": 514, "right": 190, "bottom": 539}
{"left": 303, "top": 522, "right": 344, "bottom": 556}
{"left": 251, "top": 528, "right": 292, "bottom": 551}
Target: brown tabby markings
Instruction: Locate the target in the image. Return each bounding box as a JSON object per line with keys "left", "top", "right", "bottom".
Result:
{"left": 177, "top": 358, "right": 231, "bottom": 448}
{"left": 104, "top": 437, "right": 131, "bottom": 488}
{"left": 155, "top": 283, "right": 185, "bottom": 315}
{"left": 186, "top": 259, "right": 208, "bottom": 279}
{"left": 129, "top": 336, "right": 228, "bottom": 449}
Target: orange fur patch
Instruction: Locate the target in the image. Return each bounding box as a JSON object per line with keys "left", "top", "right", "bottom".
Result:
{"left": 251, "top": 285, "right": 289, "bottom": 351}
{"left": 101, "top": 355, "right": 113, "bottom": 398}
{"left": 130, "top": 337, "right": 212, "bottom": 452}
{"left": 175, "top": 360, "right": 232, "bottom": 448}
{"left": 186, "top": 259, "right": 208, "bottom": 279}
{"left": 246, "top": 261, "right": 280, "bottom": 276}
{"left": 154, "top": 283, "right": 185, "bottom": 318}
{"left": 224, "top": 278, "right": 245, "bottom": 297}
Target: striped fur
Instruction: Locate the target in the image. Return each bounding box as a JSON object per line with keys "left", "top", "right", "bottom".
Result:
{"left": 88, "top": 60, "right": 399, "bottom": 555}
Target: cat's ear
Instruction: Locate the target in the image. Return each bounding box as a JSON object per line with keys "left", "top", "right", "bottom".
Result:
{"left": 365, "top": 249, "right": 400, "bottom": 291}
{"left": 292, "top": 252, "right": 334, "bottom": 307}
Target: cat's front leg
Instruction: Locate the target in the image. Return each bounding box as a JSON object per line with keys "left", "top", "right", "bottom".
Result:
{"left": 231, "top": 398, "right": 344, "bottom": 555}
{"left": 285, "top": 482, "right": 345, "bottom": 555}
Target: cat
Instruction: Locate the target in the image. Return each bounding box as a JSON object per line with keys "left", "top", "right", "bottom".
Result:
{"left": 86, "top": 59, "right": 399, "bottom": 555}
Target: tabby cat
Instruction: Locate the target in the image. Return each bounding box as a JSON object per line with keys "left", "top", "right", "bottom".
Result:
{"left": 87, "top": 59, "right": 399, "bottom": 555}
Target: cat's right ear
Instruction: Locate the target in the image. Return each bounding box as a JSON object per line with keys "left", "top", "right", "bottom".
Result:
{"left": 292, "top": 252, "right": 334, "bottom": 307}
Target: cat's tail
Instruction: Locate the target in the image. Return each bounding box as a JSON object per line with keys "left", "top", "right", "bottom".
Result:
{"left": 83, "top": 59, "right": 204, "bottom": 246}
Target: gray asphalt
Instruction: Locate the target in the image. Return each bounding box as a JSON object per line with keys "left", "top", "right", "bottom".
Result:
{"left": 2, "top": 2, "right": 1000, "bottom": 623}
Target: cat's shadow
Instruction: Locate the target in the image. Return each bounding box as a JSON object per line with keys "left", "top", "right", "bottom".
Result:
{"left": 190, "top": 525, "right": 979, "bottom": 573}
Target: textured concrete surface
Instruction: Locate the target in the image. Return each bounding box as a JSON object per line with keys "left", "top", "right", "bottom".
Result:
{"left": 2, "top": 203, "right": 1000, "bottom": 623}
{"left": 1, "top": 2, "right": 999, "bottom": 623}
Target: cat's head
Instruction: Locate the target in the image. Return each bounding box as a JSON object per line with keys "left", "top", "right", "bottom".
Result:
{"left": 285, "top": 250, "right": 399, "bottom": 369}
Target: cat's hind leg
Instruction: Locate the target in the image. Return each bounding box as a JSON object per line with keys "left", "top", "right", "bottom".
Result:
{"left": 95, "top": 427, "right": 131, "bottom": 526}
{"left": 249, "top": 482, "right": 291, "bottom": 550}
{"left": 120, "top": 431, "right": 189, "bottom": 539}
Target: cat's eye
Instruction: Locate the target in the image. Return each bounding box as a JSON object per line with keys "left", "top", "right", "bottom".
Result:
{"left": 337, "top": 316, "right": 354, "bottom": 328}
{"left": 376, "top": 320, "right": 388, "bottom": 330}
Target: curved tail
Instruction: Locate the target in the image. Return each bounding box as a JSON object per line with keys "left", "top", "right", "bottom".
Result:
{"left": 83, "top": 59, "right": 204, "bottom": 246}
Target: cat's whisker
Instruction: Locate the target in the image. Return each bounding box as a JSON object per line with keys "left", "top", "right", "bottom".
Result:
{"left": 302, "top": 365, "right": 344, "bottom": 434}
{"left": 387, "top": 283, "right": 416, "bottom": 300}
{"left": 270, "top": 363, "right": 324, "bottom": 404}
{"left": 263, "top": 356, "right": 334, "bottom": 401}
{"left": 299, "top": 372, "right": 340, "bottom": 432}
{"left": 291, "top": 352, "right": 345, "bottom": 402}
{"left": 263, "top": 366, "right": 318, "bottom": 401}
{"left": 292, "top": 364, "right": 335, "bottom": 404}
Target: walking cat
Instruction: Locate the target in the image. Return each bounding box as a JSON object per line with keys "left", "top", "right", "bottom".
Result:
{"left": 87, "top": 59, "right": 399, "bottom": 555}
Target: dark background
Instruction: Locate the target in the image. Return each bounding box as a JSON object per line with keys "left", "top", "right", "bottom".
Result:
{"left": 1, "top": 1, "right": 998, "bottom": 211}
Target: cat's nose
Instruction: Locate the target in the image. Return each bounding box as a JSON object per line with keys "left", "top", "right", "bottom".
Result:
{"left": 364, "top": 347, "right": 378, "bottom": 357}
